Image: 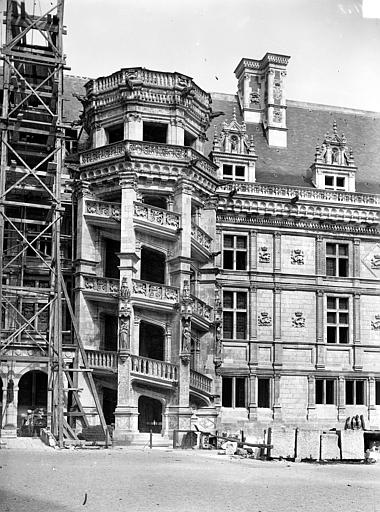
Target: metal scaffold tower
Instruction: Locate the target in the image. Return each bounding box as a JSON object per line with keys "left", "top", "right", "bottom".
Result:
{"left": 0, "top": 0, "right": 107, "bottom": 446}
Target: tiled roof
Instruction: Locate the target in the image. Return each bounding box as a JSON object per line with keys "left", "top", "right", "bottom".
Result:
{"left": 208, "top": 93, "right": 380, "bottom": 194}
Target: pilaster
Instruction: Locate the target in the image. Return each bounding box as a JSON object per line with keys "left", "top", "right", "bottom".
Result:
{"left": 248, "top": 374, "right": 258, "bottom": 420}
{"left": 273, "top": 288, "right": 282, "bottom": 368}
{"left": 316, "top": 289, "right": 325, "bottom": 369}
{"left": 307, "top": 375, "right": 317, "bottom": 420}
{"left": 274, "top": 232, "right": 281, "bottom": 272}
{"left": 273, "top": 374, "right": 282, "bottom": 421}
{"left": 353, "top": 293, "right": 363, "bottom": 371}
{"left": 337, "top": 376, "right": 346, "bottom": 421}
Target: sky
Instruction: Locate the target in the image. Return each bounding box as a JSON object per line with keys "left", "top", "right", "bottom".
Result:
{"left": 3, "top": 0, "right": 380, "bottom": 112}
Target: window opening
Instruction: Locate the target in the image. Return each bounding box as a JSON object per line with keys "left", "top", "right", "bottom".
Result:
{"left": 316, "top": 379, "right": 335, "bottom": 404}
{"left": 258, "top": 378, "right": 270, "bottom": 408}
{"left": 222, "top": 377, "right": 247, "bottom": 407}
{"left": 345, "top": 380, "right": 365, "bottom": 405}
{"left": 223, "top": 235, "right": 247, "bottom": 270}
{"left": 223, "top": 291, "right": 247, "bottom": 339}
{"left": 326, "top": 243, "right": 349, "bottom": 277}
{"left": 326, "top": 296, "right": 349, "bottom": 343}
{"left": 143, "top": 122, "right": 168, "bottom": 143}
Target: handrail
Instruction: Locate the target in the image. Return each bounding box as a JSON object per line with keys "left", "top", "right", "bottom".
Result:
{"left": 130, "top": 355, "right": 178, "bottom": 382}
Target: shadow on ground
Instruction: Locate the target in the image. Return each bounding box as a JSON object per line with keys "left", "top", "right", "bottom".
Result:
{"left": 0, "top": 488, "right": 77, "bottom": 512}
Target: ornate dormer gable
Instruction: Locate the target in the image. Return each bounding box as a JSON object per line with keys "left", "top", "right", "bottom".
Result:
{"left": 210, "top": 111, "right": 257, "bottom": 183}
{"left": 311, "top": 121, "right": 357, "bottom": 192}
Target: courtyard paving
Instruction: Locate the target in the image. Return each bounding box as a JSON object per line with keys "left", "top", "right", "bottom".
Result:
{"left": 0, "top": 445, "right": 379, "bottom": 512}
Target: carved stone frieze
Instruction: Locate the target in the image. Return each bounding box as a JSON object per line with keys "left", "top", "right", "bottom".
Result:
{"left": 258, "top": 246, "right": 271, "bottom": 263}
{"left": 132, "top": 279, "right": 179, "bottom": 303}
{"left": 191, "top": 222, "right": 212, "bottom": 251}
{"left": 273, "top": 109, "right": 282, "bottom": 123}
{"left": 371, "top": 315, "right": 380, "bottom": 330}
{"left": 83, "top": 275, "right": 119, "bottom": 294}
{"left": 86, "top": 200, "right": 121, "bottom": 221}
{"left": 371, "top": 254, "right": 380, "bottom": 269}
{"left": 134, "top": 202, "right": 180, "bottom": 229}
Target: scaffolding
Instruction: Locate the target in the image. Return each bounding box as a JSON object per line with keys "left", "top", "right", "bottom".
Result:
{"left": 0, "top": 0, "right": 107, "bottom": 447}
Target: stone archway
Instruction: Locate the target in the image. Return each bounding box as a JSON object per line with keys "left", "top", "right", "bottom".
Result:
{"left": 18, "top": 370, "right": 47, "bottom": 436}
{"left": 138, "top": 395, "right": 162, "bottom": 433}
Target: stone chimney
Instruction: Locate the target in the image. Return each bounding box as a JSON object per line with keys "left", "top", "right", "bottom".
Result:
{"left": 234, "top": 53, "right": 290, "bottom": 147}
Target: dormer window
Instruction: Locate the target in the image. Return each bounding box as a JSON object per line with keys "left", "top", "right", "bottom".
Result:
{"left": 223, "top": 164, "right": 246, "bottom": 182}
{"left": 325, "top": 175, "right": 345, "bottom": 191}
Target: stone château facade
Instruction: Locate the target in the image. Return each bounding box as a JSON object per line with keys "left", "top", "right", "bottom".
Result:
{"left": 2, "top": 52, "right": 380, "bottom": 443}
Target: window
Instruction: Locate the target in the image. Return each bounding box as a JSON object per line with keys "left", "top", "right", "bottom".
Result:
{"left": 327, "top": 297, "right": 349, "bottom": 343}
{"left": 222, "top": 377, "right": 247, "bottom": 407}
{"left": 143, "top": 122, "right": 167, "bottom": 143}
{"left": 258, "top": 378, "right": 270, "bottom": 408}
{"left": 223, "top": 235, "right": 247, "bottom": 270}
{"left": 325, "top": 175, "right": 346, "bottom": 191}
{"left": 316, "top": 379, "right": 335, "bottom": 404}
{"left": 184, "top": 130, "right": 196, "bottom": 148}
{"left": 376, "top": 381, "right": 380, "bottom": 406}
{"left": 326, "top": 243, "right": 349, "bottom": 277}
{"left": 223, "top": 164, "right": 246, "bottom": 182}
{"left": 223, "top": 291, "right": 247, "bottom": 339}
{"left": 106, "top": 124, "right": 124, "bottom": 144}
{"left": 346, "top": 380, "right": 365, "bottom": 405}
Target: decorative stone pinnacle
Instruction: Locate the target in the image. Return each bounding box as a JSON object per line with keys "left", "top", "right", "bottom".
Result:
{"left": 333, "top": 120, "right": 338, "bottom": 135}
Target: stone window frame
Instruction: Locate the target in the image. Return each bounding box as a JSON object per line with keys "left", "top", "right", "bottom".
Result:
{"left": 221, "top": 376, "right": 247, "bottom": 408}
{"left": 222, "top": 163, "right": 247, "bottom": 182}
{"left": 315, "top": 378, "right": 336, "bottom": 405}
{"left": 326, "top": 295, "right": 350, "bottom": 344}
{"left": 345, "top": 379, "right": 366, "bottom": 406}
{"left": 222, "top": 233, "right": 248, "bottom": 271}
{"left": 325, "top": 241, "right": 350, "bottom": 278}
{"left": 324, "top": 174, "right": 346, "bottom": 191}
{"left": 222, "top": 289, "right": 248, "bottom": 340}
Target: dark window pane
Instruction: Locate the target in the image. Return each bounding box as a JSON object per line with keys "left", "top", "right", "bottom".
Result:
{"left": 336, "top": 177, "right": 345, "bottom": 188}
{"left": 236, "top": 293, "right": 247, "bottom": 309}
{"left": 327, "top": 326, "right": 336, "bottom": 343}
{"left": 339, "top": 327, "right": 349, "bottom": 343}
{"left": 338, "top": 259, "right": 348, "bottom": 277}
{"left": 222, "top": 378, "right": 232, "bottom": 407}
{"left": 223, "top": 312, "right": 233, "bottom": 339}
{"left": 235, "top": 166, "right": 245, "bottom": 177}
{"left": 356, "top": 381, "right": 364, "bottom": 405}
{"left": 316, "top": 380, "right": 324, "bottom": 404}
{"left": 376, "top": 381, "right": 380, "bottom": 406}
{"left": 327, "top": 312, "right": 336, "bottom": 324}
{"left": 223, "top": 250, "right": 233, "bottom": 269}
{"left": 346, "top": 381, "right": 354, "bottom": 405}
{"left": 325, "top": 176, "right": 334, "bottom": 186}
{"left": 338, "top": 244, "right": 348, "bottom": 256}
{"left": 326, "top": 380, "right": 335, "bottom": 404}
{"left": 236, "top": 236, "right": 247, "bottom": 249}
{"left": 327, "top": 297, "right": 336, "bottom": 309}
{"left": 235, "top": 378, "right": 246, "bottom": 407}
{"left": 224, "top": 235, "right": 233, "bottom": 248}
{"left": 339, "top": 298, "right": 348, "bottom": 310}
{"left": 326, "top": 259, "right": 336, "bottom": 276}
{"left": 326, "top": 243, "right": 336, "bottom": 255}
{"left": 223, "top": 165, "right": 233, "bottom": 176}
{"left": 236, "top": 252, "right": 246, "bottom": 270}
{"left": 236, "top": 313, "right": 246, "bottom": 339}
{"left": 223, "top": 292, "right": 233, "bottom": 309}
{"left": 339, "top": 313, "right": 348, "bottom": 324}
{"left": 258, "top": 378, "right": 270, "bottom": 408}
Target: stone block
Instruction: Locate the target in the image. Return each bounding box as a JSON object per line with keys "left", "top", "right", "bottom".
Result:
{"left": 270, "top": 427, "right": 296, "bottom": 458}
{"left": 296, "top": 429, "right": 320, "bottom": 460}
{"left": 320, "top": 433, "right": 340, "bottom": 460}
{"left": 340, "top": 430, "right": 364, "bottom": 460}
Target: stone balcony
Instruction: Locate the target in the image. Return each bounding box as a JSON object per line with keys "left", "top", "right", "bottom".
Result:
{"left": 84, "top": 199, "right": 121, "bottom": 228}
{"left": 134, "top": 202, "right": 180, "bottom": 239}
{"left": 85, "top": 349, "right": 117, "bottom": 373}
{"left": 132, "top": 279, "right": 179, "bottom": 312}
{"left": 190, "top": 369, "right": 213, "bottom": 395}
{"left": 191, "top": 295, "right": 213, "bottom": 330}
{"left": 191, "top": 222, "right": 212, "bottom": 259}
{"left": 80, "top": 140, "right": 218, "bottom": 179}
{"left": 81, "top": 275, "right": 119, "bottom": 301}
{"left": 130, "top": 355, "right": 178, "bottom": 388}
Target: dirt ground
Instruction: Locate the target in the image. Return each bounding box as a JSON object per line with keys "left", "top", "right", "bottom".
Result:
{"left": 0, "top": 447, "right": 379, "bottom": 512}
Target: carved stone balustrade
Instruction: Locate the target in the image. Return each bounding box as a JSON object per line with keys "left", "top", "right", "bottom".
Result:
{"left": 85, "top": 349, "right": 117, "bottom": 371}
{"left": 85, "top": 199, "right": 121, "bottom": 222}
{"left": 191, "top": 222, "right": 212, "bottom": 255}
{"left": 132, "top": 279, "right": 179, "bottom": 307}
{"left": 134, "top": 202, "right": 180, "bottom": 239}
{"left": 191, "top": 295, "right": 213, "bottom": 324}
{"left": 82, "top": 275, "right": 120, "bottom": 298}
{"left": 131, "top": 355, "right": 178, "bottom": 383}
{"left": 219, "top": 181, "right": 380, "bottom": 208}
{"left": 80, "top": 140, "right": 217, "bottom": 178}
{"left": 190, "top": 369, "right": 212, "bottom": 394}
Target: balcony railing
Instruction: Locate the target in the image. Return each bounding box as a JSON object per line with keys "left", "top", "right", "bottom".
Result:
{"left": 82, "top": 275, "right": 120, "bottom": 295}
{"left": 134, "top": 202, "right": 180, "bottom": 230}
{"left": 191, "top": 295, "right": 212, "bottom": 322}
{"left": 85, "top": 349, "right": 117, "bottom": 370}
{"left": 190, "top": 370, "right": 212, "bottom": 394}
{"left": 80, "top": 140, "right": 217, "bottom": 178}
{"left": 131, "top": 355, "right": 178, "bottom": 382}
{"left": 191, "top": 222, "right": 212, "bottom": 252}
{"left": 132, "top": 279, "right": 179, "bottom": 304}
{"left": 85, "top": 199, "right": 121, "bottom": 221}
{"left": 219, "top": 181, "right": 380, "bottom": 207}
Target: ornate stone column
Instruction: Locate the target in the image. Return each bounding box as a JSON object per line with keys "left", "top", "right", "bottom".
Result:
{"left": 249, "top": 230, "right": 257, "bottom": 272}
{"left": 164, "top": 323, "right": 172, "bottom": 362}
{"left": 353, "top": 292, "right": 363, "bottom": 371}
{"left": 353, "top": 239, "right": 361, "bottom": 278}
{"left": 315, "top": 235, "right": 324, "bottom": 277}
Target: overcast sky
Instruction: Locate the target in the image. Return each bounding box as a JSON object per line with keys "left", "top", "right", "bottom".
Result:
{"left": 8, "top": 0, "right": 380, "bottom": 111}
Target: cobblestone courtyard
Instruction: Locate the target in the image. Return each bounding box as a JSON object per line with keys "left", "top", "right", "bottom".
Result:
{"left": 0, "top": 447, "right": 379, "bottom": 512}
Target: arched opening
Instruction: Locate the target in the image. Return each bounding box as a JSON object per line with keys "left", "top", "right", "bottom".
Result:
{"left": 140, "top": 247, "right": 165, "bottom": 284}
{"left": 139, "top": 321, "right": 165, "bottom": 361}
{"left": 102, "top": 387, "right": 117, "bottom": 426}
{"left": 138, "top": 396, "right": 162, "bottom": 433}
{"left": 143, "top": 195, "right": 167, "bottom": 210}
{"left": 18, "top": 370, "right": 47, "bottom": 436}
